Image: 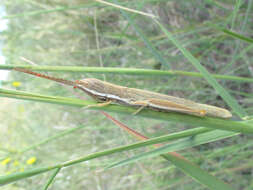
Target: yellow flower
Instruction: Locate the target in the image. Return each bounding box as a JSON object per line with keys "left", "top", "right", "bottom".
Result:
{"left": 26, "top": 157, "right": 37, "bottom": 165}
{"left": 1, "top": 158, "right": 11, "bottom": 165}
{"left": 12, "top": 81, "right": 21, "bottom": 87}
{"left": 13, "top": 160, "right": 20, "bottom": 166}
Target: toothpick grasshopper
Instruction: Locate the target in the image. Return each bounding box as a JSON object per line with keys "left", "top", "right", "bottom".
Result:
{"left": 14, "top": 68, "right": 232, "bottom": 118}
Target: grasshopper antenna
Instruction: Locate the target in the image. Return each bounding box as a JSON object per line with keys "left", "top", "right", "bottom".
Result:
{"left": 13, "top": 68, "right": 77, "bottom": 87}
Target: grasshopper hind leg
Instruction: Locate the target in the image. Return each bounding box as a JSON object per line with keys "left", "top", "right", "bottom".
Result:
{"left": 130, "top": 99, "right": 207, "bottom": 117}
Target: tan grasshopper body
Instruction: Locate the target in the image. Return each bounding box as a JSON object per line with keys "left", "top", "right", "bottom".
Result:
{"left": 76, "top": 78, "right": 232, "bottom": 118}
{"left": 14, "top": 68, "right": 232, "bottom": 118}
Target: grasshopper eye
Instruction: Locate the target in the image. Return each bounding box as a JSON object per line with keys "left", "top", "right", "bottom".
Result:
{"left": 98, "top": 97, "right": 107, "bottom": 101}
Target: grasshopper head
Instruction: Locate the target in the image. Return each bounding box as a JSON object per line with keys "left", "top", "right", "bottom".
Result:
{"left": 74, "top": 78, "right": 109, "bottom": 102}
{"left": 74, "top": 78, "right": 123, "bottom": 102}
{"left": 75, "top": 78, "right": 105, "bottom": 91}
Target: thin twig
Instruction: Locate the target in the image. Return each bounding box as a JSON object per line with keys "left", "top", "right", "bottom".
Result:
{"left": 94, "top": 0, "right": 157, "bottom": 19}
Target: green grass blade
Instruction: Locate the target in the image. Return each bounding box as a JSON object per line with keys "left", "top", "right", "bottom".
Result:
{"left": 155, "top": 20, "right": 247, "bottom": 118}
{"left": 0, "top": 125, "right": 85, "bottom": 162}
{"left": 2, "top": 65, "right": 253, "bottom": 83}
{"left": 42, "top": 168, "right": 61, "bottom": 190}
{"left": 114, "top": 0, "right": 170, "bottom": 69}
{"left": 0, "top": 129, "right": 235, "bottom": 187}
{"left": 0, "top": 166, "right": 58, "bottom": 186}
{"left": 0, "top": 131, "right": 234, "bottom": 190}
{"left": 0, "top": 88, "right": 253, "bottom": 133}
{"left": 105, "top": 130, "right": 237, "bottom": 168}
{"left": 160, "top": 153, "right": 233, "bottom": 190}
{"left": 0, "top": 127, "right": 213, "bottom": 186}
{"left": 230, "top": 0, "right": 242, "bottom": 29}
{"left": 105, "top": 130, "right": 237, "bottom": 190}
{"left": 20, "top": 125, "right": 85, "bottom": 154}
{"left": 221, "top": 28, "right": 253, "bottom": 44}
{"left": 0, "top": 128, "right": 235, "bottom": 187}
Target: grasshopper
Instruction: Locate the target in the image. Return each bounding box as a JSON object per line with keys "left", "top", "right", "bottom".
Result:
{"left": 14, "top": 68, "right": 232, "bottom": 118}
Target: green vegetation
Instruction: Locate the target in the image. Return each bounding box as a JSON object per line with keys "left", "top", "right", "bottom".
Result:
{"left": 0, "top": 0, "right": 252, "bottom": 189}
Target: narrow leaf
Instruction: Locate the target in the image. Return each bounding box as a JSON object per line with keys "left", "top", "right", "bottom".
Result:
{"left": 155, "top": 20, "right": 247, "bottom": 118}
{"left": 106, "top": 130, "right": 237, "bottom": 169}
{"left": 1, "top": 88, "right": 253, "bottom": 134}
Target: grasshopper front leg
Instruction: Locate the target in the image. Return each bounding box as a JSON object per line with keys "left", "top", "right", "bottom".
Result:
{"left": 132, "top": 101, "right": 149, "bottom": 115}
{"left": 82, "top": 100, "right": 112, "bottom": 110}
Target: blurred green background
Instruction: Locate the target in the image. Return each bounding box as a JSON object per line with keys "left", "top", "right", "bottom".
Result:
{"left": 0, "top": 0, "right": 253, "bottom": 189}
